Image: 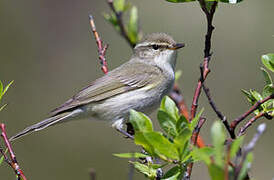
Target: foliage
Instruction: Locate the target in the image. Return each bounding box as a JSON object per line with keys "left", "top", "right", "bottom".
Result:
{"left": 114, "top": 97, "right": 259, "bottom": 180}
{"left": 103, "top": 0, "right": 142, "bottom": 45}
{"left": 114, "top": 96, "right": 203, "bottom": 179}
{"left": 241, "top": 53, "right": 274, "bottom": 118}
{"left": 193, "top": 121, "right": 252, "bottom": 180}
{"left": 0, "top": 80, "right": 13, "bottom": 166}
{"left": 0, "top": 80, "right": 13, "bottom": 112}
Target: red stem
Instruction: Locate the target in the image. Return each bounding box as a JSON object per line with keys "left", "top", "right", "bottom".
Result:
{"left": 0, "top": 124, "right": 27, "bottom": 180}
{"left": 230, "top": 94, "right": 274, "bottom": 136}
{"left": 238, "top": 112, "right": 266, "bottom": 136}
{"left": 89, "top": 15, "right": 109, "bottom": 74}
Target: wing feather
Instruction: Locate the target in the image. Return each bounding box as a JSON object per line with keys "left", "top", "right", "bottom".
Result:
{"left": 50, "top": 62, "right": 162, "bottom": 116}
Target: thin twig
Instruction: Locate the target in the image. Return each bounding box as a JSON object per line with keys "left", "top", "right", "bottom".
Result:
{"left": 89, "top": 14, "right": 109, "bottom": 74}
{"left": 238, "top": 112, "right": 266, "bottom": 136}
{"left": 107, "top": 0, "right": 135, "bottom": 48}
{"left": 202, "top": 83, "right": 235, "bottom": 138}
{"left": 230, "top": 94, "right": 274, "bottom": 137}
{"left": 234, "top": 123, "right": 266, "bottom": 179}
{"left": 0, "top": 147, "right": 12, "bottom": 166}
{"left": 188, "top": 1, "right": 218, "bottom": 178}
{"left": 190, "top": 56, "right": 211, "bottom": 119}
{"left": 190, "top": 0, "right": 218, "bottom": 120}
{"left": 0, "top": 124, "right": 27, "bottom": 180}
{"left": 186, "top": 117, "right": 206, "bottom": 178}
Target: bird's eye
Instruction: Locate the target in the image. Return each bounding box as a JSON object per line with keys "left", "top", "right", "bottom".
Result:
{"left": 152, "top": 44, "right": 159, "bottom": 50}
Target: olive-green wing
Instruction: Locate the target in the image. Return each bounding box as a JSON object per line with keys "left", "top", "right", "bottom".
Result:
{"left": 50, "top": 63, "right": 162, "bottom": 116}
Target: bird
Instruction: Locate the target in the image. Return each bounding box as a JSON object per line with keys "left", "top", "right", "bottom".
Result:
{"left": 10, "top": 33, "right": 184, "bottom": 141}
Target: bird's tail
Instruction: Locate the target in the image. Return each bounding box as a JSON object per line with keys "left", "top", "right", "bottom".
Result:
{"left": 9, "top": 109, "right": 82, "bottom": 141}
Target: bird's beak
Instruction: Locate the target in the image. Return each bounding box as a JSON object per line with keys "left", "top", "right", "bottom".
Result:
{"left": 169, "top": 43, "right": 185, "bottom": 50}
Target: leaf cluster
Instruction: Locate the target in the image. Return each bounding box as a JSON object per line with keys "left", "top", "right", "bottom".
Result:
{"left": 193, "top": 121, "right": 252, "bottom": 180}
{"left": 0, "top": 80, "right": 13, "bottom": 112}
{"left": 114, "top": 96, "right": 203, "bottom": 179}
{"left": 0, "top": 80, "right": 13, "bottom": 166}
{"left": 103, "top": 0, "right": 142, "bottom": 45}
{"left": 241, "top": 54, "right": 274, "bottom": 118}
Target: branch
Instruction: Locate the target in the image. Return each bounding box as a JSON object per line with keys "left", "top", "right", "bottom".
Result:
{"left": 190, "top": 57, "right": 211, "bottom": 119}
{"left": 186, "top": 117, "right": 206, "bottom": 178}
{"left": 0, "top": 124, "right": 27, "bottom": 180}
{"left": 234, "top": 123, "right": 266, "bottom": 180}
{"left": 202, "top": 83, "right": 235, "bottom": 138}
{"left": 107, "top": 0, "right": 135, "bottom": 48}
{"left": 89, "top": 15, "right": 109, "bottom": 74}
{"left": 238, "top": 112, "right": 267, "bottom": 136}
{"left": 190, "top": 0, "right": 218, "bottom": 120}
{"left": 230, "top": 94, "right": 274, "bottom": 137}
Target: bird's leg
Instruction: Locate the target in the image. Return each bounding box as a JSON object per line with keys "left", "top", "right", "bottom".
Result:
{"left": 116, "top": 128, "right": 134, "bottom": 140}
{"left": 112, "top": 119, "right": 134, "bottom": 140}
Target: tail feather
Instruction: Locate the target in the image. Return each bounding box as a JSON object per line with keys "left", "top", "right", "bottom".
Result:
{"left": 10, "top": 109, "right": 82, "bottom": 141}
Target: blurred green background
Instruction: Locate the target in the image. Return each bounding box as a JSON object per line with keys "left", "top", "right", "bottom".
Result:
{"left": 0, "top": 0, "right": 273, "bottom": 179}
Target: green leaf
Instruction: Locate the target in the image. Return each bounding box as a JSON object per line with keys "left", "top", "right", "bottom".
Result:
{"left": 262, "top": 84, "right": 274, "bottom": 99}
{"left": 176, "top": 115, "right": 189, "bottom": 133}
{"left": 130, "top": 161, "right": 157, "bottom": 179}
{"left": 134, "top": 132, "right": 155, "bottom": 155}
{"left": 239, "top": 153, "right": 253, "bottom": 180}
{"left": 260, "top": 67, "right": 272, "bottom": 85}
{"left": 208, "top": 164, "right": 225, "bottom": 180}
{"left": 127, "top": 6, "right": 139, "bottom": 45}
{"left": 173, "top": 128, "right": 192, "bottom": 157}
{"left": 113, "top": 152, "right": 149, "bottom": 159}
{"left": 2, "top": 80, "right": 13, "bottom": 96}
{"left": 113, "top": 0, "right": 125, "bottom": 12}
{"left": 262, "top": 53, "right": 274, "bottom": 72}
{"left": 250, "top": 90, "right": 263, "bottom": 102}
{"left": 103, "top": 13, "right": 120, "bottom": 31}
{"left": 150, "top": 163, "right": 168, "bottom": 169}
{"left": 0, "top": 80, "right": 3, "bottom": 96}
{"left": 142, "top": 132, "right": 179, "bottom": 160}
{"left": 241, "top": 89, "right": 256, "bottom": 104}
{"left": 0, "top": 155, "right": 4, "bottom": 165}
{"left": 180, "top": 142, "right": 192, "bottom": 163}
{"left": 157, "top": 110, "right": 177, "bottom": 137}
{"left": 129, "top": 109, "right": 153, "bottom": 132}
{"left": 0, "top": 149, "right": 8, "bottom": 166}
{"left": 0, "top": 104, "right": 7, "bottom": 112}
{"left": 230, "top": 136, "right": 244, "bottom": 159}
{"left": 160, "top": 96, "right": 180, "bottom": 121}
{"left": 191, "top": 147, "right": 214, "bottom": 165}
{"left": 250, "top": 90, "right": 264, "bottom": 112}
{"left": 162, "top": 166, "right": 181, "bottom": 180}
{"left": 190, "top": 108, "right": 204, "bottom": 131}
{"left": 211, "top": 121, "right": 225, "bottom": 167}
{"left": 166, "top": 0, "right": 195, "bottom": 3}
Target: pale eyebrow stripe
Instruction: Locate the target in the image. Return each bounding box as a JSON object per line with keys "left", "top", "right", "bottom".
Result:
{"left": 134, "top": 42, "right": 171, "bottom": 49}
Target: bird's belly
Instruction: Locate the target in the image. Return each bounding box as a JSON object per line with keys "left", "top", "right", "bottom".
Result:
{"left": 86, "top": 87, "right": 163, "bottom": 122}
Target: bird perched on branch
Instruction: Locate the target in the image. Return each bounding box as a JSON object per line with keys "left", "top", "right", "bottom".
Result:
{"left": 10, "top": 33, "right": 184, "bottom": 141}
